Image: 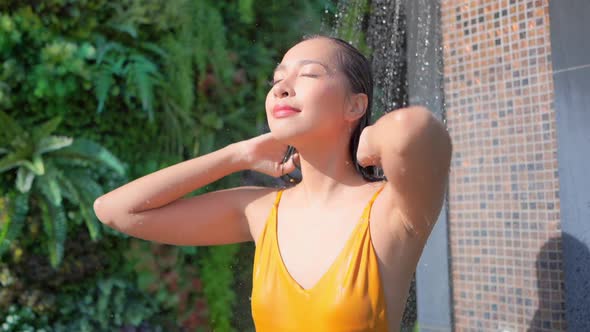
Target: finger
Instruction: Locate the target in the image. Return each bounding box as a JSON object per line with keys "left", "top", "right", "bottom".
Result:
{"left": 281, "top": 156, "right": 297, "bottom": 175}
{"left": 292, "top": 152, "right": 300, "bottom": 167}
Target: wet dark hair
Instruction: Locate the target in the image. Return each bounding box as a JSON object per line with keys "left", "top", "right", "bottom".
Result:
{"left": 280, "top": 35, "right": 385, "bottom": 185}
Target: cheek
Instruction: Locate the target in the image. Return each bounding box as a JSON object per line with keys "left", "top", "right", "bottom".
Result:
{"left": 303, "top": 83, "right": 347, "bottom": 116}
{"left": 265, "top": 91, "right": 273, "bottom": 115}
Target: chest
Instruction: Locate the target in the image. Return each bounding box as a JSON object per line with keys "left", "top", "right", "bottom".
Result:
{"left": 276, "top": 204, "right": 369, "bottom": 289}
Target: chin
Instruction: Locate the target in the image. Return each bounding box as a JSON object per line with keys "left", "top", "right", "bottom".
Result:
{"left": 268, "top": 123, "right": 307, "bottom": 146}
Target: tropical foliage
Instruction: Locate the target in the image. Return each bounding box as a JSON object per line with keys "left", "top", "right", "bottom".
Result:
{"left": 0, "top": 112, "right": 125, "bottom": 267}
{"left": 0, "top": 0, "right": 331, "bottom": 330}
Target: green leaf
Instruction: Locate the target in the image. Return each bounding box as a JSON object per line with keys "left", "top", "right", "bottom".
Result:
{"left": 39, "top": 198, "right": 67, "bottom": 268}
{"left": 141, "top": 42, "right": 168, "bottom": 59}
{"left": 125, "top": 54, "right": 161, "bottom": 121}
{"left": 0, "top": 150, "right": 26, "bottom": 173}
{"left": 67, "top": 170, "right": 104, "bottom": 240}
{"left": 36, "top": 171, "right": 62, "bottom": 206}
{"left": 52, "top": 138, "right": 126, "bottom": 175}
{"left": 95, "top": 65, "right": 115, "bottom": 114}
{"left": 32, "top": 116, "right": 62, "bottom": 143}
{"left": 36, "top": 136, "right": 73, "bottom": 154}
{"left": 80, "top": 201, "right": 101, "bottom": 240}
{"left": 55, "top": 170, "right": 80, "bottom": 204}
{"left": 25, "top": 154, "right": 45, "bottom": 175}
{"left": 95, "top": 38, "right": 126, "bottom": 64}
{"left": 0, "top": 192, "right": 30, "bottom": 255}
{"left": 16, "top": 167, "right": 35, "bottom": 193}
{"left": 111, "top": 22, "right": 138, "bottom": 38}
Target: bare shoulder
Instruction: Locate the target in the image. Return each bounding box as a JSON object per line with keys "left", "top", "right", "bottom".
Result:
{"left": 233, "top": 185, "right": 282, "bottom": 244}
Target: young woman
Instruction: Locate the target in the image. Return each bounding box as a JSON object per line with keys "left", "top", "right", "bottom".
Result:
{"left": 94, "top": 35, "right": 452, "bottom": 332}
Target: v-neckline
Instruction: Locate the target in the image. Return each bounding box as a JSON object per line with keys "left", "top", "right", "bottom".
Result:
{"left": 272, "top": 184, "right": 385, "bottom": 293}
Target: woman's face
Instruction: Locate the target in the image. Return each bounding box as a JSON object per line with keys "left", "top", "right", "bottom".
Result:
{"left": 265, "top": 38, "right": 353, "bottom": 146}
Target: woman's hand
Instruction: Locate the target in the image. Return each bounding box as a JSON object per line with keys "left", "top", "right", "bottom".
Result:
{"left": 356, "top": 125, "right": 382, "bottom": 168}
{"left": 235, "top": 133, "right": 300, "bottom": 177}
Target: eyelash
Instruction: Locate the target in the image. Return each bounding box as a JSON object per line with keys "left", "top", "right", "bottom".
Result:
{"left": 268, "top": 74, "right": 319, "bottom": 87}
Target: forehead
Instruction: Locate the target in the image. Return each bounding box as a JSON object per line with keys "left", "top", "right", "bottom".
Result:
{"left": 280, "top": 38, "right": 338, "bottom": 66}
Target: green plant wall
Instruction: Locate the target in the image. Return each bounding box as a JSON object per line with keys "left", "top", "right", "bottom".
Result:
{"left": 0, "top": 0, "right": 333, "bottom": 330}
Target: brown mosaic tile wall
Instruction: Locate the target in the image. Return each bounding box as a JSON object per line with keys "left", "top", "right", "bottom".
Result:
{"left": 441, "top": 0, "right": 566, "bottom": 331}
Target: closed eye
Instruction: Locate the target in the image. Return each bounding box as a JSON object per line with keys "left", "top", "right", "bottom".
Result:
{"left": 268, "top": 79, "right": 282, "bottom": 87}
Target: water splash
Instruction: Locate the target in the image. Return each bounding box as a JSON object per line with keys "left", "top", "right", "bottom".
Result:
{"left": 331, "top": 0, "right": 445, "bottom": 120}
{"left": 367, "top": 0, "right": 408, "bottom": 117}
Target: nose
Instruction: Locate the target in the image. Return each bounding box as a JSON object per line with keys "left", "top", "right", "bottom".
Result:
{"left": 273, "top": 80, "right": 294, "bottom": 99}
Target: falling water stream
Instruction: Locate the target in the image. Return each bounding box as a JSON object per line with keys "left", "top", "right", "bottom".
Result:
{"left": 333, "top": 0, "right": 445, "bottom": 119}
{"left": 331, "top": 1, "right": 447, "bottom": 330}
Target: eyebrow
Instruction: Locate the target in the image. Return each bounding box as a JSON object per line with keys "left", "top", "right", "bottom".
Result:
{"left": 274, "top": 59, "right": 333, "bottom": 74}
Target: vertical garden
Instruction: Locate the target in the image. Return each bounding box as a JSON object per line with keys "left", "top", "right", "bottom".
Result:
{"left": 0, "top": 1, "right": 331, "bottom": 330}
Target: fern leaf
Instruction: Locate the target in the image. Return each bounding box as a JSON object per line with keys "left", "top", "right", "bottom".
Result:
{"left": 80, "top": 201, "right": 101, "bottom": 240}
{"left": 67, "top": 169, "right": 104, "bottom": 240}
{"left": 110, "top": 22, "right": 138, "bottom": 38}
{"left": 95, "top": 65, "right": 115, "bottom": 114}
{"left": 51, "top": 138, "right": 126, "bottom": 175}
{"left": 39, "top": 198, "right": 67, "bottom": 268}
{"left": 16, "top": 167, "right": 35, "bottom": 193}
{"left": 37, "top": 136, "right": 73, "bottom": 155}
{"left": 141, "top": 42, "right": 168, "bottom": 59}
{"left": 55, "top": 169, "right": 80, "bottom": 204}
{"left": 36, "top": 169, "right": 63, "bottom": 206}
{"left": 95, "top": 38, "right": 126, "bottom": 65}
{"left": 126, "top": 54, "right": 161, "bottom": 121}
{"left": 0, "top": 192, "right": 30, "bottom": 255}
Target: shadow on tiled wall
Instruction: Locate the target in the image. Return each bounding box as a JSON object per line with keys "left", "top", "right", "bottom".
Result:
{"left": 529, "top": 232, "right": 588, "bottom": 331}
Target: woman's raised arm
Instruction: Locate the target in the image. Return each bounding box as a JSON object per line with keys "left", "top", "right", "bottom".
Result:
{"left": 93, "top": 133, "right": 299, "bottom": 246}
{"left": 357, "top": 106, "right": 453, "bottom": 238}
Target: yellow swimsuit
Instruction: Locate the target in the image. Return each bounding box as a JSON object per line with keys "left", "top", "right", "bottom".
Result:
{"left": 251, "top": 185, "right": 389, "bottom": 331}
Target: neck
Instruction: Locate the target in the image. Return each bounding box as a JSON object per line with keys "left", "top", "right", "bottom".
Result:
{"left": 291, "top": 134, "right": 368, "bottom": 206}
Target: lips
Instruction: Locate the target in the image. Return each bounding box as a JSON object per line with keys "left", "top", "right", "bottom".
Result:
{"left": 272, "top": 104, "right": 301, "bottom": 118}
